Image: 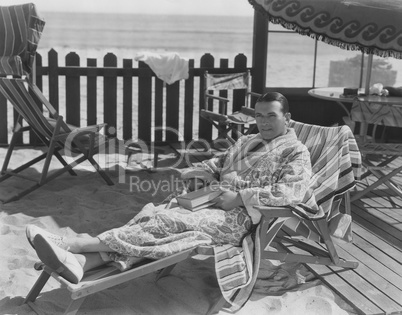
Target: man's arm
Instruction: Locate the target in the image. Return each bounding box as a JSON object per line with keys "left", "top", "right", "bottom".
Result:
{"left": 181, "top": 136, "right": 248, "bottom": 189}
{"left": 239, "top": 146, "right": 312, "bottom": 208}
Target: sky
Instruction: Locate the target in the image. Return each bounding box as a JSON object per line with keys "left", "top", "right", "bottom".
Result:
{"left": 1, "top": 0, "right": 255, "bottom": 16}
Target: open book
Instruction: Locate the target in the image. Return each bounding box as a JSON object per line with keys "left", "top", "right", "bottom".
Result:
{"left": 176, "top": 185, "right": 222, "bottom": 211}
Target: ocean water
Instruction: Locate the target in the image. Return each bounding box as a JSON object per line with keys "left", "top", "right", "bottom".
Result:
{"left": 37, "top": 12, "right": 254, "bottom": 67}
{"left": 36, "top": 11, "right": 402, "bottom": 88}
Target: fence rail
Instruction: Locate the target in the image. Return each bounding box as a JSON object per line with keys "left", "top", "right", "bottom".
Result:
{"left": 0, "top": 49, "right": 252, "bottom": 146}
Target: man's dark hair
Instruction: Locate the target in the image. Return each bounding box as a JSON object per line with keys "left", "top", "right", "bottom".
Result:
{"left": 256, "top": 92, "right": 289, "bottom": 114}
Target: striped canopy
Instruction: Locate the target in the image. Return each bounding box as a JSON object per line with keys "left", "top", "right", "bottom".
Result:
{"left": 248, "top": 0, "right": 402, "bottom": 59}
{"left": 0, "top": 3, "right": 45, "bottom": 76}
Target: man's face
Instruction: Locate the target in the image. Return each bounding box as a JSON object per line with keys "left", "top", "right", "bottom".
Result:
{"left": 255, "top": 100, "right": 290, "bottom": 141}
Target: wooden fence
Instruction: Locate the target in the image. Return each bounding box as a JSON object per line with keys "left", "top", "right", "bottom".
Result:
{"left": 0, "top": 49, "right": 253, "bottom": 146}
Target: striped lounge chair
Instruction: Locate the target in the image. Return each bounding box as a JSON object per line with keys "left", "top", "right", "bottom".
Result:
{"left": 0, "top": 3, "right": 45, "bottom": 77}
{"left": 0, "top": 3, "right": 115, "bottom": 203}
{"left": 258, "top": 120, "right": 362, "bottom": 268}
{"left": 0, "top": 78, "right": 115, "bottom": 203}
{"left": 348, "top": 99, "right": 402, "bottom": 201}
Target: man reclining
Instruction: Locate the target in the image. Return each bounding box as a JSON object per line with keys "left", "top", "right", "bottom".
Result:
{"left": 26, "top": 92, "right": 311, "bottom": 291}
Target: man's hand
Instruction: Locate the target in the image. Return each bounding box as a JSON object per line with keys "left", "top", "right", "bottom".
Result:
{"left": 213, "top": 190, "right": 244, "bottom": 211}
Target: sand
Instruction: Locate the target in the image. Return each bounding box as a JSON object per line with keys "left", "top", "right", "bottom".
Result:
{"left": 0, "top": 147, "right": 357, "bottom": 315}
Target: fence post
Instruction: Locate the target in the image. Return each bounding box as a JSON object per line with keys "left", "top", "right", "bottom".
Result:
{"left": 219, "top": 59, "right": 229, "bottom": 114}
{"left": 199, "top": 53, "right": 215, "bottom": 142}
{"left": 87, "top": 58, "right": 97, "bottom": 126}
{"left": 122, "top": 58, "right": 133, "bottom": 141}
{"left": 48, "top": 49, "right": 59, "bottom": 113}
{"left": 184, "top": 59, "right": 195, "bottom": 143}
{"left": 166, "top": 80, "right": 180, "bottom": 143}
{"left": 233, "top": 54, "right": 247, "bottom": 113}
{"left": 154, "top": 76, "right": 163, "bottom": 143}
{"left": 66, "top": 52, "right": 80, "bottom": 126}
{"left": 103, "top": 53, "right": 117, "bottom": 137}
{"left": 138, "top": 61, "right": 152, "bottom": 143}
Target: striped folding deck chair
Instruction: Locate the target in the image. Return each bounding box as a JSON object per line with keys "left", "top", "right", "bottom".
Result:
{"left": 154, "top": 120, "right": 363, "bottom": 313}
{"left": 0, "top": 78, "right": 114, "bottom": 203}
{"left": 201, "top": 71, "right": 260, "bottom": 144}
{"left": 0, "top": 3, "right": 114, "bottom": 203}
{"left": 0, "top": 3, "right": 45, "bottom": 77}
{"left": 348, "top": 99, "right": 402, "bottom": 201}
{"left": 257, "top": 120, "right": 362, "bottom": 268}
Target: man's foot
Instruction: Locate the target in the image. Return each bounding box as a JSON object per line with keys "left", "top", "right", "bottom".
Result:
{"left": 26, "top": 225, "right": 69, "bottom": 250}
{"left": 33, "top": 234, "right": 83, "bottom": 284}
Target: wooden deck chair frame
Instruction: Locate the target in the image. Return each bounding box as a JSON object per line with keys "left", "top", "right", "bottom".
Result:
{"left": 24, "top": 246, "right": 228, "bottom": 315}
{"left": 345, "top": 99, "right": 402, "bottom": 201}
{"left": 255, "top": 194, "right": 358, "bottom": 270}
{"left": 201, "top": 70, "right": 259, "bottom": 144}
{"left": 255, "top": 120, "right": 360, "bottom": 269}
{"left": 0, "top": 77, "right": 114, "bottom": 203}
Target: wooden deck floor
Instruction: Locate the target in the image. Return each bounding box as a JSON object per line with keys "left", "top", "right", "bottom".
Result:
{"left": 276, "top": 165, "right": 402, "bottom": 315}
{"left": 145, "top": 143, "right": 402, "bottom": 315}
{"left": 325, "top": 172, "right": 402, "bottom": 315}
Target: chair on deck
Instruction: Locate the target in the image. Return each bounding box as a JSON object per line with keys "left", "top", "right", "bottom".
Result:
{"left": 24, "top": 121, "right": 362, "bottom": 315}
{"left": 346, "top": 99, "right": 402, "bottom": 201}
{"left": 0, "top": 3, "right": 114, "bottom": 203}
{"left": 201, "top": 71, "right": 259, "bottom": 144}
{"left": 256, "top": 120, "right": 362, "bottom": 268}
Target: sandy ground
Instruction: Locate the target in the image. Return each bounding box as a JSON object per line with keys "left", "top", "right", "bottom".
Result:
{"left": 0, "top": 147, "right": 357, "bottom": 315}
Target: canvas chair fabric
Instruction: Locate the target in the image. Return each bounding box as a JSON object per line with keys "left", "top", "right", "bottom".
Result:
{"left": 283, "top": 121, "right": 362, "bottom": 243}
{"left": 0, "top": 77, "right": 114, "bottom": 203}
{"left": 349, "top": 99, "right": 402, "bottom": 200}
{"left": 252, "top": 121, "right": 361, "bottom": 293}
{"left": 205, "top": 72, "right": 249, "bottom": 91}
{"left": 0, "top": 3, "right": 45, "bottom": 76}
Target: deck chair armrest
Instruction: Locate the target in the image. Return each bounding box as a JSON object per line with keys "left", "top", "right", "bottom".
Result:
{"left": 71, "top": 123, "right": 106, "bottom": 134}
{"left": 205, "top": 93, "right": 230, "bottom": 103}
{"left": 55, "top": 123, "right": 106, "bottom": 138}
{"left": 200, "top": 109, "right": 228, "bottom": 122}
{"left": 53, "top": 124, "right": 107, "bottom": 153}
{"left": 248, "top": 91, "right": 261, "bottom": 98}
{"left": 240, "top": 106, "right": 255, "bottom": 116}
{"left": 254, "top": 205, "right": 295, "bottom": 218}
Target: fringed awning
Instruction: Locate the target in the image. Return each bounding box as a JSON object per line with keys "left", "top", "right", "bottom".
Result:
{"left": 248, "top": 0, "right": 402, "bottom": 59}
